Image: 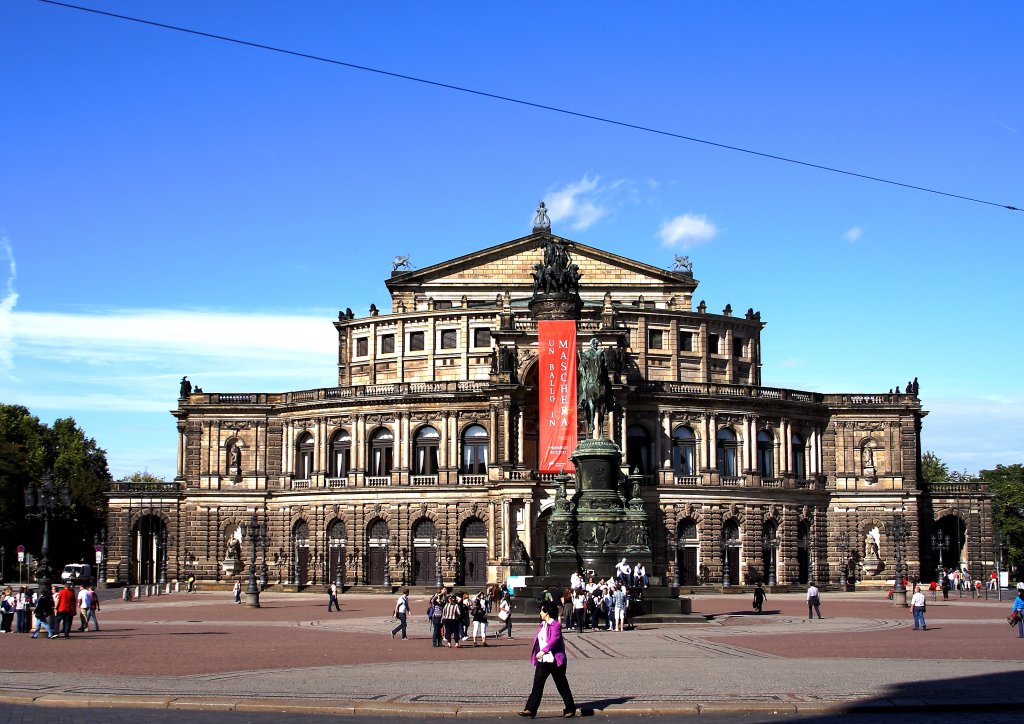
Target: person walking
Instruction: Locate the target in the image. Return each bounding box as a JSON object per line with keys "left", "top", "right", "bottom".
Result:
{"left": 232, "top": 580, "right": 241, "bottom": 604}
{"left": 941, "top": 573, "right": 951, "bottom": 600}
{"left": 54, "top": 582, "right": 76, "bottom": 638}
{"left": 85, "top": 586, "right": 101, "bottom": 632}
{"left": 429, "top": 587, "right": 446, "bottom": 647}
{"left": 442, "top": 594, "right": 462, "bottom": 648}
{"left": 519, "top": 601, "right": 576, "bottom": 719}
{"left": 1011, "top": 583, "right": 1024, "bottom": 639}
{"left": 0, "top": 588, "right": 14, "bottom": 633}
{"left": 30, "top": 587, "right": 55, "bottom": 639}
{"left": 806, "top": 583, "right": 822, "bottom": 619}
{"left": 327, "top": 582, "right": 341, "bottom": 612}
{"left": 15, "top": 586, "right": 31, "bottom": 633}
{"left": 471, "top": 592, "right": 489, "bottom": 646}
{"left": 391, "top": 588, "right": 410, "bottom": 640}
{"left": 495, "top": 592, "right": 513, "bottom": 639}
{"left": 752, "top": 583, "right": 767, "bottom": 614}
{"left": 570, "top": 588, "right": 586, "bottom": 634}
{"left": 910, "top": 585, "right": 927, "bottom": 630}
{"left": 76, "top": 584, "right": 93, "bottom": 632}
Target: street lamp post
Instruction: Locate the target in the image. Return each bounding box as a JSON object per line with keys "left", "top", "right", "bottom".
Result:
{"left": 761, "top": 529, "right": 777, "bottom": 587}
{"left": 885, "top": 514, "right": 912, "bottom": 607}
{"left": 721, "top": 539, "right": 731, "bottom": 588}
{"left": 241, "top": 513, "right": 269, "bottom": 608}
{"left": 434, "top": 534, "right": 443, "bottom": 589}
{"left": 931, "top": 532, "right": 949, "bottom": 583}
{"left": 24, "top": 473, "right": 70, "bottom": 591}
{"left": 995, "top": 527, "right": 1010, "bottom": 602}
{"left": 836, "top": 532, "right": 850, "bottom": 587}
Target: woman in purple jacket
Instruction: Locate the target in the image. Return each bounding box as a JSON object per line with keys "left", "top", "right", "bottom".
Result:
{"left": 520, "top": 601, "right": 576, "bottom": 718}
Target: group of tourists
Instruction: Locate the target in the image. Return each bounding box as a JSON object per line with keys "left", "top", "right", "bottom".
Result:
{"left": 0, "top": 582, "right": 100, "bottom": 638}
{"left": 425, "top": 584, "right": 514, "bottom": 648}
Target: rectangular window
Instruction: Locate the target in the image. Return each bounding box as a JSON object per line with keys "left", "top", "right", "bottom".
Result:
{"left": 733, "top": 337, "right": 745, "bottom": 358}
{"left": 356, "top": 337, "right": 368, "bottom": 357}
{"left": 708, "top": 334, "right": 720, "bottom": 354}
{"left": 680, "top": 331, "right": 694, "bottom": 352}
{"left": 435, "top": 300, "right": 453, "bottom": 310}
{"left": 439, "top": 329, "right": 457, "bottom": 350}
{"left": 473, "top": 328, "right": 491, "bottom": 348}
{"left": 648, "top": 329, "right": 663, "bottom": 350}
{"left": 408, "top": 331, "right": 425, "bottom": 351}
{"left": 379, "top": 334, "right": 395, "bottom": 354}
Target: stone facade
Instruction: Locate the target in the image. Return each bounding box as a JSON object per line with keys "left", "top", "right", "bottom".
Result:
{"left": 106, "top": 227, "right": 994, "bottom": 590}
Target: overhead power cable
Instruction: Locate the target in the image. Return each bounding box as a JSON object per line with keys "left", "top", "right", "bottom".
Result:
{"left": 39, "top": 0, "right": 1020, "bottom": 212}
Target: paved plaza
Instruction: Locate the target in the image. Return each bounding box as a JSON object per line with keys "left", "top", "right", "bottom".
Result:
{"left": 1, "top": 588, "right": 1021, "bottom": 718}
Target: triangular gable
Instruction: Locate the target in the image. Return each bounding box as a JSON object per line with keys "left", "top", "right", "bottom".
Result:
{"left": 386, "top": 232, "right": 697, "bottom": 298}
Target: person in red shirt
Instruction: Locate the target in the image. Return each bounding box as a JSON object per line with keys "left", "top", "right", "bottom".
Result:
{"left": 54, "top": 582, "right": 76, "bottom": 639}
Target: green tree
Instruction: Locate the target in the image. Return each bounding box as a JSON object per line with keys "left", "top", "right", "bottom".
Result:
{"left": 920, "top": 451, "right": 949, "bottom": 483}
{"left": 980, "top": 463, "right": 1024, "bottom": 574}
{"left": 119, "top": 471, "right": 165, "bottom": 483}
{"left": 0, "top": 404, "right": 112, "bottom": 580}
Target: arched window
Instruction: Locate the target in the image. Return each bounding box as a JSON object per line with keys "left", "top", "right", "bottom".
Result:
{"left": 368, "top": 519, "right": 389, "bottom": 541}
{"left": 329, "top": 430, "right": 351, "bottom": 478}
{"left": 672, "top": 426, "right": 696, "bottom": 476}
{"left": 460, "top": 424, "right": 489, "bottom": 474}
{"left": 328, "top": 519, "right": 347, "bottom": 542}
{"left": 626, "top": 424, "right": 651, "bottom": 475}
{"left": 369, "top": 428, "right": 393, "bottom": 476}
{"left": 462, "top": 518, "right": 487, "bottom": 539}
{"left": 757, "top": 430, "right": 774, "bottom": 478}
{"left": 413, "top": 519, "right": 435, "bottom": 541}
{"left": 791, "top": 433, "right": 806, "bottom": 480}
{"left": 716, "top": 428, "right": 738, "bottom": 477}
{"left": 295, "top": 432, "right": 314, "bottom": 479}
{"left": 413, "top": 425, "right": 440, "bottom": 476}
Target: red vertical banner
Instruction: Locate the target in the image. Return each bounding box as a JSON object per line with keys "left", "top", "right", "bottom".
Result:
{"left": 538, "top": 320, "right": 577, "bottom": 473}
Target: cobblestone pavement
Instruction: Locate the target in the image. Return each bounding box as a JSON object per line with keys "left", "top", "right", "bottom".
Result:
{"left": 0, "top": 589, "right": 1020, "bottom": 718}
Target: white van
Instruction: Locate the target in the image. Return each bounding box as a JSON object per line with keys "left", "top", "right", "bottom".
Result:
{"left": 60, "top": 563, "right": 92, "bottom": 584}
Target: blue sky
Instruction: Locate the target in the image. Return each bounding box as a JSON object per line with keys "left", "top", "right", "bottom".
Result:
{"left": 1, "top": 1, "right": 1021, "bottom": 479}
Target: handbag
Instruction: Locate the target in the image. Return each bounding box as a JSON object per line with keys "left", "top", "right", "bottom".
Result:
{"left": 1008, "top": 611, "right": 1022, "bottom": 626}
{"left": 540, "top": 652, "right": 555, "bottom": 663}
{"left": 498, "top": 610, "right": 509, "bottom": 621}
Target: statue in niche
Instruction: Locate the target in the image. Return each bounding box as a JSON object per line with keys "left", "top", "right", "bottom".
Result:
{"left": 578, "top": 338, "right": 614, "bottom": 439}
{"left": 226, "top": 537, "right": 242, "bottom": 561}
{"left": 864, "top": 530, "right": 880, "bottom": 559}
{"left": 511, "top": 534, "right": 529, "bottom": 562}
{"left": 229, "top": 444, "right": 241, "bottom": 470}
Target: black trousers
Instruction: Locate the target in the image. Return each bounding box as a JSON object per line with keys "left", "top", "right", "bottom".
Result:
{"left": 525, "top": 661, "right": 575, "bottom": 715}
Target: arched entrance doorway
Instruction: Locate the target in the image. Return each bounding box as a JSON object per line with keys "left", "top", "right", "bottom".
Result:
{"left": 292, "top": 520, "right": 310, "bottom": 586}
{"left": 934, "top": 514, "right": 968, "bottom": 573}
{"left": 797, "top": 521, "right": 812, "bottom": 584}
{"left": 366, "top": 519, "right": 389, "bottom": 585}
{"left": 327, "top": 519, "right": 347, "bottom": 585}
{"left": 131, "top": 514, "right": 167, "bottom": 585}
{"left": 677, "top": 519, "right": 699, "bottom": 586}
{"left": 460, "top": 518, "right": 487, "bottom": 587}
{"left": 412, "top": 519, "right": 436, "bottom": 585}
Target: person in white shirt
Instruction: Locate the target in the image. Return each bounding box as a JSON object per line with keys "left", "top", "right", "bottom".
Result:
{"left": 76, "top": 586, "right": 93, "bottom": 632}
{"left": 806, "top": 584, "right": 822, "bottom": 619}
{"left": 391, "top": 588, "right": 410, "bottom": 640}
{"left": 910, "top": 586, "right": 927, "bottom": 630}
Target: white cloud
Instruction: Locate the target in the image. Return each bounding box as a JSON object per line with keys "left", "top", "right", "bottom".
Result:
{"left": 544, "top": 175, "right": 609, "bottom": 231}
{"left": 0, "top": 235, "right": 18, "bottom": 371}
{"left": 922, "top": 393, "right": 1024, "bottom": 475}
{"left": 658, "top": 214, "right": 718, "bottom": 249}
{"left": 843, "top": 226, "right": 863, "bottom": 243}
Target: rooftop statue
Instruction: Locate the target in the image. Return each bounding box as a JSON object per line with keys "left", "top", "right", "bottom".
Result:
{"left": 532, "top": 236, "right": 581, "bottom": 296}
{"left": 532, "top": 200, "right": 551, "bottom": 232}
